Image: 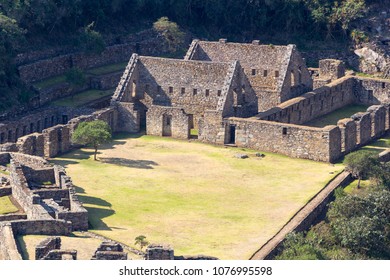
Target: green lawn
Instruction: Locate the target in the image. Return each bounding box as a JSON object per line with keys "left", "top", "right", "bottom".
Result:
{"left": 51, "top": 134, "right": 343, "bottom": 259}
{"left": 0, "top": 196, "right": 18, "bottom": 215}
{"left": 305, "top": 104, "right": 368, "bottom": 128}
{"left": 53, "top": 89, "right": 114, "bottom": 107}
{"left": 86, "top": 62, "right": 128, "bottom": 76}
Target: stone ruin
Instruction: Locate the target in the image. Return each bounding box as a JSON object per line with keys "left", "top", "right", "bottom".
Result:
{"left": 145, "top": 244, "right": 218, "bottom": 260}
{"left": 111, "top": 39, "right": 390, "bottom": 163}
{"left": 35, "top": 237, "right": 77, "bottom": 260}
{"left": 0, "top": 153, "right": 88, "bottom": 260}
{"left": 91, "top": 242, "right": 128, "bottom": 260}
{"left": 1, "top": 38, "right": 390, "bottom": 260}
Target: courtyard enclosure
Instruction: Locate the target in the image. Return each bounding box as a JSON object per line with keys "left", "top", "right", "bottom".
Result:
{"left": 52, "top": 134, "right": 343, "bottom": 259}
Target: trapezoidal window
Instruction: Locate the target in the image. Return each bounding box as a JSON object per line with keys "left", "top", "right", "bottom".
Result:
{"left": 275, "top": 71, "right": 279, "bottom": 78}
{"left": 205, "top": 89, "right": 210, "bottom": 97}
{"left": 282, "top": 127, "right": 287, "bottom": 135}
{"left": 263, "top": 70, "right": 268, "bottom": 77}
{"left": 217, "top": 90, "right": 222, "bottom": 97}
{"left": 181, "top": 87, "right": 185, "bottom": 94}
{"left": 193, "top": 89, "right": 197, "bottom": 95}
{"left": 169, "top": 86, "right": 173, "bottom": 94}
{"left": 252, "top": 69, "right": 256, "bottom": 76}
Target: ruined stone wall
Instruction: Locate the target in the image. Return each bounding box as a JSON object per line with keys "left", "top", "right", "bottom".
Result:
{"left": 10, "top": 219, "right": 72, "bottom": 235}
{"left": 258, "top": 77, "right": 356, "bottom": 125}
{"left": 0, "top": 223, "right": 22, "bottom": 260}
{"left": 354, "top": 77, "right": 390, "bottom": 105}
{"left": 35, "top": 237, "right": 61, "bottom": 260}
{"left": 17, "top": 35, "right": 167, "bottom": 83}
{"left": 227, "top": 118, "right": 342, "bottom": 162}
{"left": 0, "top": 214, "right": 27, "bottom": 222}
{"left": 146, "top": 106, "right": 190, "bottom": 139}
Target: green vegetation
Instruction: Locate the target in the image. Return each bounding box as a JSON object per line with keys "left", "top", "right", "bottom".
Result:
{"left": 33, "top": 75, "right": 67, "bottom": 90}
{"left": 278, "top": 148, "right": 390, "bottom": 260}
{"left": 153, "top": 17, "right": 185, "bottom": 53}
{"left": 0, "top": 196, "right": 18, "bottom": 215}
{"left": 134, "top": 235, "right": 149, "bottom": 251}
{"left": 305, "top": 104, "right": 368, "bottom": 127}
{"left": 53, "top": 89, "right": 113, "bottom": 107}
{"left": 0, "top": 0, "right": 380, "bottom": 110}
{"left": 86, "top": 62, "right": 128, "bottom": 76}
{"left": 52, "top": 134, "right": 342, "bottom": 259}
{"left": 72, "top": 120, "right": 112, "bottom": 161}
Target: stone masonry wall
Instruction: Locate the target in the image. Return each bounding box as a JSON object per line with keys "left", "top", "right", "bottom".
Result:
{"left": 35, "top": 237, "right": 61, "bottom": 260}
{"left": 258, "top": 76, "right": 355, "bottom": 125}
{"left": 227, "top": 117, "right": 342, "bottom": 162}
{"left": 354, "top": 77, "right": 390, "bottom": 105}
{"left": 146, "top": 106, "right": 190, "bottom": 139}
{"left": 18, "top": 34, "right": 167, "bottom": 83}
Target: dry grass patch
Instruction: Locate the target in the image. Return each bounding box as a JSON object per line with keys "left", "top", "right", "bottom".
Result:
{"left": 52, "top": 134, "right": 343, "bottom": 259}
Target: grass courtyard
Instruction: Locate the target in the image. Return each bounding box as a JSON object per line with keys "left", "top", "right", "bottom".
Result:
{"left": 305, "top": 104, "right": 368, "bottom": 128}
{"left": 51, "top": 134, "right": 343, "bottom": 259}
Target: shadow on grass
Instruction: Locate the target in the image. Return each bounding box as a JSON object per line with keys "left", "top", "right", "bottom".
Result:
{"left": 86, "top": 206, "right": 115, "bottom": 231}
{"left": 78, "top": 195, "right": 112, "bottom": 208}
{"left": 99, "top": 157, "right": 158, "bottom": 169}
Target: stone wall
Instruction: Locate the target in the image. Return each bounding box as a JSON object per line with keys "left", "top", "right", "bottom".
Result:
{"left": 227, "top": 118, "right": 342, "bottom": 162}
{"left": 146, "top": 244, "right": 174, "bottom": 260}
{"left": 2, "top": 107, "right": 118, "bottom": 159}
{"left": 92, "top": 242, "right": 127, "bottom": 260}
{"left": 187, "top": 40, "right": 312, "bottom": 112}
{"left": 146, "top": 106, "right": 190, "bottom": 139}
{"left": 10, "top": 219, "right": 72, "bottom": 235}
{"left": 17, "top": 34, "right": 167, "bottom": 83}
{"left": 0, "top": 187, "right": 12, "bottom": 197}
{"left": 355, "top": 77, "right": 390, "bottom": 105}
{"left": 35, "top": 237, "right": 61, "bottom": 260}
{"left": 0, "top": 223, "right": 22, "bottom": 260}
{"left": 257, "top": 76, "right": 356, "bottom": 125}
{"left": 0, "top": 214, "right": 27, "bottom": 222}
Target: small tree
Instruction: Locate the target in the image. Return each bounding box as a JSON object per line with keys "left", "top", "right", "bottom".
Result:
{"left": 153, "top": 17, "right": 185, "bottom": 53}
{"left": 134, "top": 235, "right": 149, "bottom": 251}
{"left": 344, "top": 150, "right": 379, "bottom": 188}
{"left": 72, "top": 120, "right": 112, "bottom": 161}
{"left": 79, "top": 22, "right": 105, "bottom": 55}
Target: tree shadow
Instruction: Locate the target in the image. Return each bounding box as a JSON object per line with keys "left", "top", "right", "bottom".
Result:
{"left": 86, "top": 206, "right": 115, "bottom": 231}
{"left": 99, "top": 157, "right": 158, "bottom": 169}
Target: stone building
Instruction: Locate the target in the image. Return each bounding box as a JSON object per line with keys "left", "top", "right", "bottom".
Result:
{"left": 112, "top": 39, "right": 390, "bottom": 163}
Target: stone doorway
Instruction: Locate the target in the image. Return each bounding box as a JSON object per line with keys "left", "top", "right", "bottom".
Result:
{"left": 229, "top": 125, "right": 236, "bottom": 144}
{"left": 162, "top": 114, "right": 172, "bottom": 137}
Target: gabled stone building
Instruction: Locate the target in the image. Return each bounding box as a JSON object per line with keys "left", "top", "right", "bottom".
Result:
{"left": 185, "top": 39, "right": 313, "bottom": 111}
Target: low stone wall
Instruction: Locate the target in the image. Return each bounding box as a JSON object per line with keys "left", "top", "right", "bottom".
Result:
{"left": 257, "top": 77, "right": 356, "bottom": 125}
{"left": 35, "top": 237, "right": 61, "bottom": 260}
{"left": 0, "top": 214, "right": 27, "bottom": 222}
{"left": 18, "top": 34, "right": 167, "bottom": 83}
{"left": 379, "top": 149, "right": 390, "bottom": 162}
{"left": 227, "top": 117, "right": 342, "bottom": 162}
{"left": 0, "top": 223, "right": 22, "bottom": 260}
{"left": 10, "top": 219, "right": 72, "bottom": 236}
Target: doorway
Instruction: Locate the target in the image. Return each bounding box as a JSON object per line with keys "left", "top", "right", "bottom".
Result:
{"left": 162, "top": 114, "right": 172, "bottom": 137}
